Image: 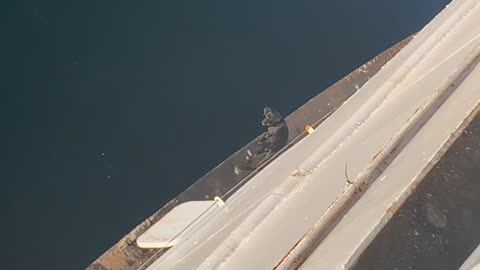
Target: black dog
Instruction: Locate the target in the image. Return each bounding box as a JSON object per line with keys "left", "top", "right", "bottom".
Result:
{"left": 234, "top": 107, "right": 289, "bottom": 175}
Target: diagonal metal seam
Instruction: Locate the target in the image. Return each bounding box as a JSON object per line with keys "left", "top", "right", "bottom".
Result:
{"left": 273, "top": 44, "right": 480, "bottom": 270}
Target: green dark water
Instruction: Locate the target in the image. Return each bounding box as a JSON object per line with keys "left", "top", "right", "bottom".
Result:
{"left": 4, "top": 1, "right": 450, "bottom": 269}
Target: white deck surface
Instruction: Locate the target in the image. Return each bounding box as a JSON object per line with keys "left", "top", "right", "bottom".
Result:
{"left": 147, "top": 0, "right": 480, "bottom": 269}
{"left": 136, "top": 200, "right": 214, "bottom": 248}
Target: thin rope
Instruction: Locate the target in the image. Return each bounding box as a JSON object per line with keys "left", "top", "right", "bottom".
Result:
{"left": 406, "top": 32, "right": 480, "bottom": 89}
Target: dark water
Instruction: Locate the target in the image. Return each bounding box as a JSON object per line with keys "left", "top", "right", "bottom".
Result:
{"left": 4, "top": 1, "right": 450, "bottom": 269}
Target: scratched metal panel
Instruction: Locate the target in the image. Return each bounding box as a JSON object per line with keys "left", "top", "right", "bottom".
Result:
{"left": 86, "top": 36, "right": 413, "bottom": 270}
{"left": 353, "top": 109, "right": 480, "bottom": 270}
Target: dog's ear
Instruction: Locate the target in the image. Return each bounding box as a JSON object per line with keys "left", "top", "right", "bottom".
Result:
{"left": 263, "top": 107, "right": 271, "bottom": 116}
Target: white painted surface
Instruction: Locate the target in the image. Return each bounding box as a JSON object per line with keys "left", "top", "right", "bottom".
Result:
{"left": 459, "top": 244, "right": 480, "bottom": 270}
{"left": 147, "top": 0, "right": 480, "bottom": 269}
{"left": 136, "top": 200, "right": 214, "bottom": 248}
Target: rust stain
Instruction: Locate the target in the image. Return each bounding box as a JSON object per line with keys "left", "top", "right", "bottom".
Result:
{"left": 371, "top": 148, "right": 383, "bottom": 162}
{"left": 386, "top": 175, "right": 424, "bottom": 216}
{"left": 273, "top": 229, "right": 312, "bottom": 269}
{"left": 386, "top": 201, "right": 401, "bottom": 215}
